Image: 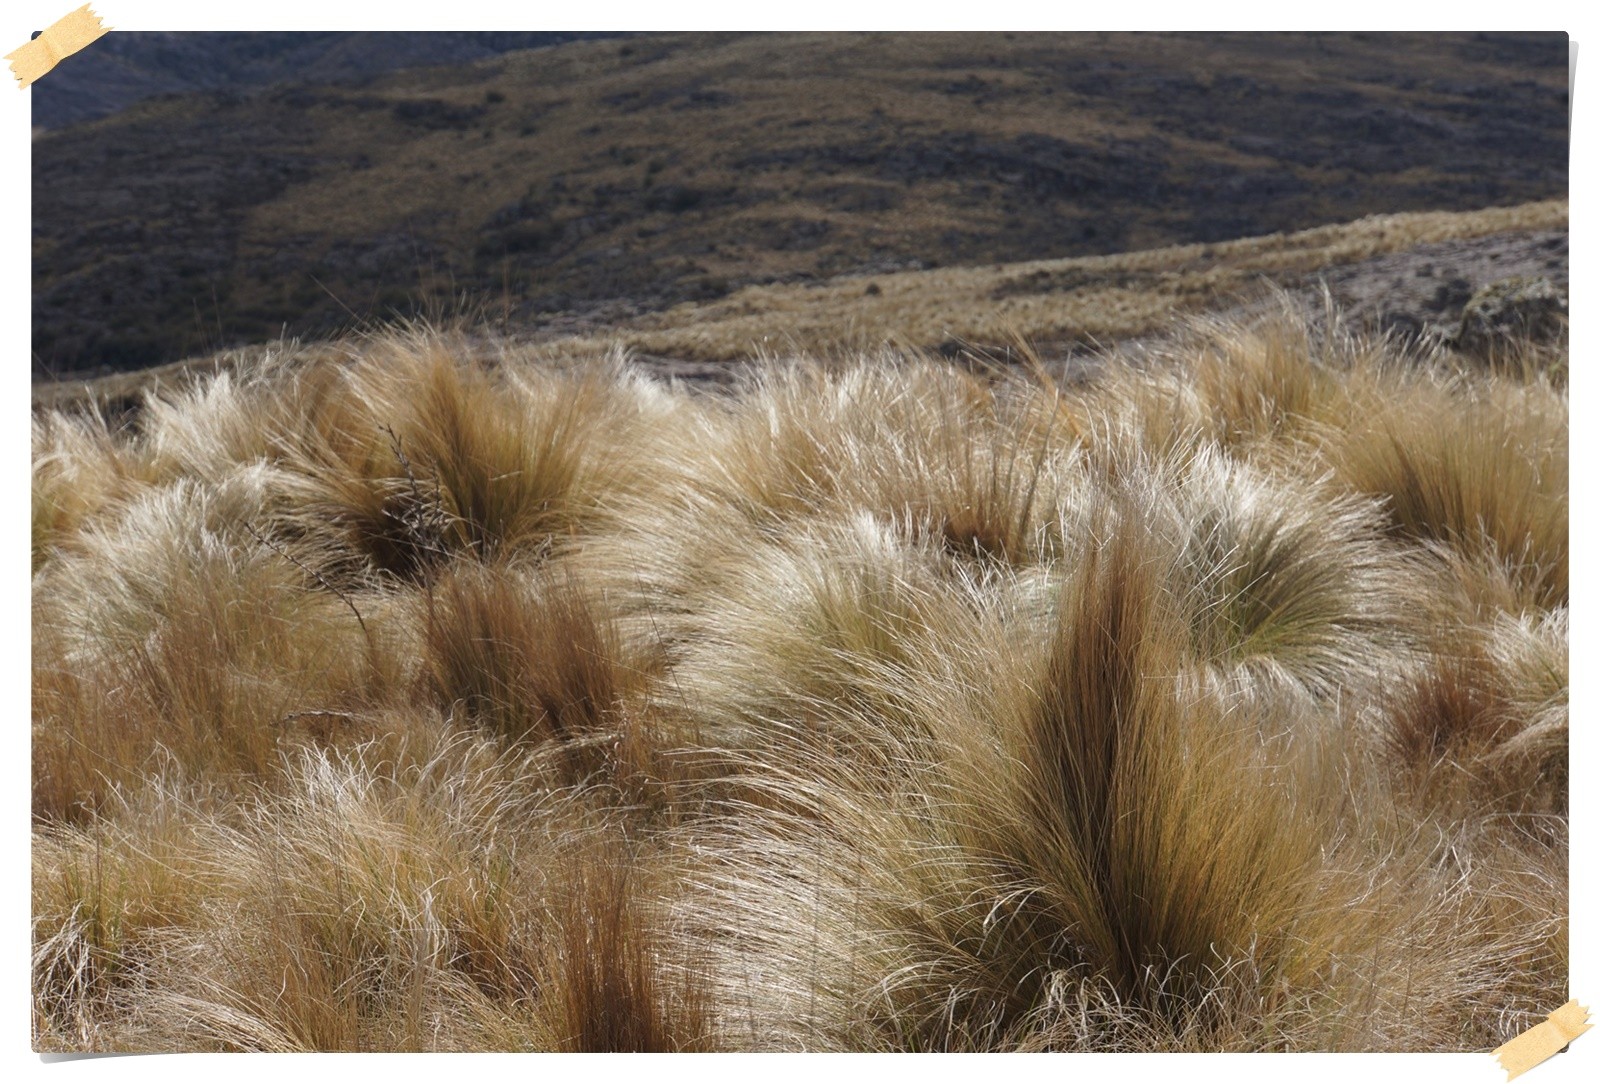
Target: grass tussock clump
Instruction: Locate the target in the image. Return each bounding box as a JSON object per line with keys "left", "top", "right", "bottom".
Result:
{"left": 32, "top": 408, "right": 152, "bottom": 570}
{"left": 1325, "top": 381, "right": 1567, "bottom": 612}
{"left": 1017, "top": 493, "right": 1330, "bottom": 1010}
{"left": 34, "top": 741, "right": 715, "bottom": 1052}
{"left": 417, "top": 561, "right": 679, "bottom": 800}
{"left": 258, "top": 331, "right": 673, "bottom": 584}
{"left": 1385, "top": 609, "right": 1568, "bottom": 819}
{"left": 32, "top": 467, "right": 412, "bottom": 822}
{"left": 33, "top": 314, "right": 1566, "bottom": 1051}
{"left": 672, "top": 479, "right": 1484, "bottom": 1052}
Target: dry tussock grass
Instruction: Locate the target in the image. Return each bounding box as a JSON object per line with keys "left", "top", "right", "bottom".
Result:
{"left": 32, "top": 307, "right": 1566, "bottom": 1051}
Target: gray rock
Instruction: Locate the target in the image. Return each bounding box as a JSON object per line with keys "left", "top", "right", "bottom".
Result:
{"left": 1431, "top": 275, "right": 1567, "bottom": 355}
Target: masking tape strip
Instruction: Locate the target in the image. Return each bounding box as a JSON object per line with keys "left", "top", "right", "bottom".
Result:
{"left": 6, "top": 5, "right": 109, "bottom": 89}
{"left": 1494, "top": 1000, "right": 1591, "bottom": 1080}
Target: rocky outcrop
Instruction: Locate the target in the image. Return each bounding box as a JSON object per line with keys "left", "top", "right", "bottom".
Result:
{"left": 1432, "top": 276, "right": 1568, "bottom": 356}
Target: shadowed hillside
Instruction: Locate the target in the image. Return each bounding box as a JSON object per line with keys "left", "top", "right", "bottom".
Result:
{"left": 30, "top": 31, "right": 624, "bottom": 130}
{"left": 32, "top": 30, "right": 1567, "bottom": 376}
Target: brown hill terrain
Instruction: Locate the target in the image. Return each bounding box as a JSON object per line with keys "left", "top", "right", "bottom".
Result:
{"left": 34, "top": 198, "right": 1568, "bottom": 413}
{"left": 32, "top": 31, "right": 1567, "bottom": 376}
{"left": 541, "top": 199, "right": 1567, "bottom": 370}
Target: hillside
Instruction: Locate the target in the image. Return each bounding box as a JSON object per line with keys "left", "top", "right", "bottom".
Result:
{"left": 33, "top": 198, "right": 1568, "bottom": 414}
{"left": 30, "top": 31, "right": 623, "bottom": 130}
{"left": 32, "top": 30, "right": 1568, "bottom": 376}
{"left": 542, "top": 199, "right": 1568, "bottom": 369}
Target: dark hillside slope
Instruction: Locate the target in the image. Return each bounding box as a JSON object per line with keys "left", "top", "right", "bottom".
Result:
{"left": 32, "top": 31, "right": 1567, "bottom": 376}
{"left": 30, "top": 31, "right": 622, "bottom": 130}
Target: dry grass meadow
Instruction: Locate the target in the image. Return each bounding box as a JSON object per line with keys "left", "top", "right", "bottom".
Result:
{"left": 552, "top": 198, "right": 1570, "bottom": 363}
{"left": 30, "top": 297, "right": 1568, "bottom": 1052}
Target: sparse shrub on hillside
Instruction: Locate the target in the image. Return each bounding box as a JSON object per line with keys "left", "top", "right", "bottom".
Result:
{"left": 31, "top": 313, "right": 1567, "bottom": 1052}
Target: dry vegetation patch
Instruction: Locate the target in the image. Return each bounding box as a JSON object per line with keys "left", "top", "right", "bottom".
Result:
{"left": 545, "top": 199, "right": 1567, "bottom": 363}
{"left": 32, "top": 311, "right": 1566, "bottom": 1051}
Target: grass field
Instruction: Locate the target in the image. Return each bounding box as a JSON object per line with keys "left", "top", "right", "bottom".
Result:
{"left": 32, "top": 299, "right": 1567, "bottom": 1051}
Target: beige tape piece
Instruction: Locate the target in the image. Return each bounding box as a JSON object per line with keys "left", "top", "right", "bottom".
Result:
{"left": 1494, "top": 1001, "right": 1592, "bottom": 1080}
{"left": 6, "top": 5, "right": 109, "bottom": 89}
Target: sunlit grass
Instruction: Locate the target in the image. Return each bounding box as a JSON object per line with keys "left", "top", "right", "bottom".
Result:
{"left": 33, "top": 313, "right": 1566, "bottom": 1051}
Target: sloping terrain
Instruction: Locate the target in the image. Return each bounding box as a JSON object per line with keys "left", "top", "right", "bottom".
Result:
{"left": 33, "top": 198, "right": 1567, "bottom": 412}
{"left": 539, "top": 199, "right": 1568, "bottom": 369}
{"left": 32, "top": 31, "right": 1567, "bottom": 375}
{"left": 30, "top": 31, "right": 623, "bottom": 130}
